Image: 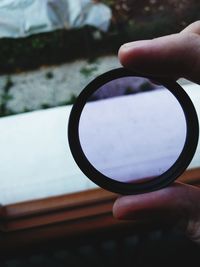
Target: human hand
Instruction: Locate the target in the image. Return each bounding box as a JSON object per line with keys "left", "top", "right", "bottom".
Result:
{"left": 113, "top": 21, "right": 200, "bottom": 243}
{"left": 118, "top": 21, "right": 200, "bottom": 84}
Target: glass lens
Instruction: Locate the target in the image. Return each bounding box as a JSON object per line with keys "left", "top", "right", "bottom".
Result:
{"left": 79, "top": 77, "right": 187, "bottom": 184}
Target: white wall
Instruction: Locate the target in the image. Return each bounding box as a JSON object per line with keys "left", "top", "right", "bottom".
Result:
{"left": 0, "top": 82, "right": 199, "bottom": 205}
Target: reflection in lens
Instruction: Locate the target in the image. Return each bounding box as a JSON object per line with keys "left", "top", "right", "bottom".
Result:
{"left": 79, "top": 77, "right": 187, "bottom": 184}
{"left": 88, "top": 76, "right": 157, "bottom": 101}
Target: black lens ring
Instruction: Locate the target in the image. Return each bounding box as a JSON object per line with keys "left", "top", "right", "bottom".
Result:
{"left": 68, "top": 68, "right": 199, "bottom": 195}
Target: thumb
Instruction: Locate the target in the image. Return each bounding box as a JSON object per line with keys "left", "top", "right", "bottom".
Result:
{"left": 119, "top": 21, "right": 200, "bottom": 84}
{"left": 113, "top": 182, "right": 200, "bottom": 243}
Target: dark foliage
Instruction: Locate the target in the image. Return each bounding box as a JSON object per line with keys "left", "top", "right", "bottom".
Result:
{"left": 0, "top": 0, "right": 199, "bottom": 74}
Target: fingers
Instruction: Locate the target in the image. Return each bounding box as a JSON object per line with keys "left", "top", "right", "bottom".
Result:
{"left": 118, "top": 22, "right": 200, "bottom": 84}
{"left": 181, "top": 20, "right": 200, "bottom": 35}
{"left": 113, "top": 182, "right": 187, "bottom": 220}
{"left": 113, "top": 182, "right": 200, "bottom": 242}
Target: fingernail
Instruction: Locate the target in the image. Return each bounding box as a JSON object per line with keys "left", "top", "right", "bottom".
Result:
{"left": 120, "top": 40, "right": 150, "bottom": 50}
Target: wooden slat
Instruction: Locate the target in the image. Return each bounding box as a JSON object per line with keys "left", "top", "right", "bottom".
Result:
{"left": 0, "top": 188, "right": 117, "bottom": 231}
{"left": 178, "top": 167, "right": 200, "bottom": 184}
{"left": 0, "top": 167, "right": 200, "bottom": 232}
{"left": 0, "top": 167, "right": 199, "bottom": 255}
{"left": 0, "top": 168, "right": 198, "bottom": 235}
{"left": 3, "top": 188, "right": 117, "bottom": 219}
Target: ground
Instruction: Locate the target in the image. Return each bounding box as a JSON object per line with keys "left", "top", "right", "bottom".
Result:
{"left": 0, "top": 55, "right": 120, "bottom": 116}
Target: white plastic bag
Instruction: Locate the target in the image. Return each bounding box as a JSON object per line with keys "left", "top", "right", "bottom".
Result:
{"left": 0, "top": 0, "right": 112, "bottom": 38}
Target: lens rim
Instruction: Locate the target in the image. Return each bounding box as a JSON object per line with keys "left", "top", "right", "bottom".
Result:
{"left": 68, "top": 68, "right": 199, "bottom": 195}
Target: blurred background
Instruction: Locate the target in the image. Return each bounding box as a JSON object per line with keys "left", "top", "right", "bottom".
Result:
{"left": 0, "top": 0, "right": 199, "bottom": 117}
{"left": 0, "top": 1, "right": 200, "bottom": 266}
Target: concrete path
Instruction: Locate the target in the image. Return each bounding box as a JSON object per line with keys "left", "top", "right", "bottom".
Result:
{"left": 0, "top": 55, "right": 120, "bottom": 114}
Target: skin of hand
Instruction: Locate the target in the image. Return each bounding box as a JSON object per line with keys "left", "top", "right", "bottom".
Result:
{"left": 113, "top": 21, "right": 200, "bottom": 243}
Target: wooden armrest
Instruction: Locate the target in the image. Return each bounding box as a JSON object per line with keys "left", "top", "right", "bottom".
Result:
{"left": 0, "top": 188, "right": 118, "bottom": 232}
{"left": 178, "top": 167, "right": 200, "bottom": 185}
{"left": 0, "top": 167, "right": 200, "bottom": 254}
{"left": 1, "top": 167, "right": 200, "bottom": 232}
{"left": 0, "top": 188, "right": 131, "bottom": 254}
